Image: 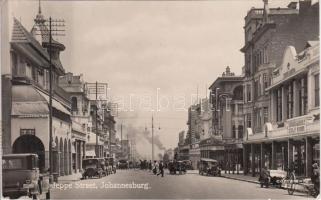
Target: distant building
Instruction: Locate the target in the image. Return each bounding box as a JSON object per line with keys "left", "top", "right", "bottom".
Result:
{"left": 59, "top": 72, "right": 89, "bottom": 173}
{"left": 205, "top": 66, "right": 244, "bottom": 173}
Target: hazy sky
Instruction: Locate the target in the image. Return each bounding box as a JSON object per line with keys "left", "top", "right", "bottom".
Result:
{"left": 6, "top": 0, "right": 293, "bottom": 159}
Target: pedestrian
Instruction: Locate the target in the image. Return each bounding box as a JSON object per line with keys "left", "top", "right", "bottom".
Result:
{"left": 157, "top": 161, "right": 164, "bottom": 177}
{"left": 149, "top": 160, "right": 152, "bottom": 171}
{"left": 153, "top": 161, "right": 158, "bottom": 175}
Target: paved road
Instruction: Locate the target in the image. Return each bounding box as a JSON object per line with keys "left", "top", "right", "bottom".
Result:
{"left": 52, "top": 170, "right": 310, "bottom": 199}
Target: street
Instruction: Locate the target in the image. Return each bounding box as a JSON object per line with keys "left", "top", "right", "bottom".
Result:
{"left": 52, "top": 170, "right": 309, "bottom": 199}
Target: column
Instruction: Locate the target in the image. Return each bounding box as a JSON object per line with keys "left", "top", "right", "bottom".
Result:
{"left": 301, "top": 78, "right": 306, "bottom": 115}
{"left": 75, "top": 141, "right": 78, "bottom": 173}
{"left": 288, "top": 139, "right": 293, "bottom": 171}
{"left": 272, "top": 141, "right": 276, "bottom": 170}
{"left": 260, "top": 143, "right": 265, "bottom": 172}
{"left": 243, "top": 144, "right": 248, "bottom": 175}
{"left": 270, "top": 90, "right": 276, "bottom": 122}
{"left": 251, "top": 144, "right": 255, "bottom": 177}
{"left": 307, "top": 72, "right": 313, "bottom": 111}
{"left": 306, "top": 137, "right": 313, "bottom": 177}
{"left": 281, "top": 86, "right": 287, "bottom": 121}
{"left": 293, "top": 80, "right": 300, "bottom": 117}
{"left": 80, "top": 141, "right": 83, "bottom": 170}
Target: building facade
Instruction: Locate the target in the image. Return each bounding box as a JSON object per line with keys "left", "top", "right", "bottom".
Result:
{"left": 243, "top": 42, "right": 320, "bottom": 177}
{"left": 9, "top": 9, "right": 73, "bottom": 176}
{"left": 241, "top": 0, "right": 319, "bottom": 176}
{"left": 59, "top": 72, "right": 89, "bottom": 173}
{"left": 204, "top": 66, "right": 244, "bottom": 173}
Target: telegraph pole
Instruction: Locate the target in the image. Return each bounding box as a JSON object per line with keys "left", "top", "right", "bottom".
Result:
{"left": 86, "top": 82, "right": 108, "bottom": 158}
{"left": 120, "top": 123, "right": 123, "bottom": 156}
{"left": 152, "top": 115, "right": 154, "bottom": 161}
{"left": 38, "top": 17, "right": 65, "bottom": 177}
{"left": 48, "top": 17, "right": 53, "bottom": 176}
{"left": 95, "top": 81, "right": 98, "bottom": 158}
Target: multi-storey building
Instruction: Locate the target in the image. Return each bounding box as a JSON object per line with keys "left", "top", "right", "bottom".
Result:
{"left": 7, "top": 7, "right": 73, "bottom": 177}
{"left": 241, "top": 0, "right": 319, "bottom": 176}
{"left": 204, "top": 66, "right": 244, "bottom": 173}
{"left": 200, "top": 98, "right": 213, "bottom": 140}
{"left": 187, "top": 103, "right": 202, "bottom": 169}
{"left": 244, "top": 42, "right": 319, "bottom": 177}
{"left": 59, "top": 72, "right": 89, "bottom": 173}
{"left": 102, "top": 104, "right": 117, "bottom": 158}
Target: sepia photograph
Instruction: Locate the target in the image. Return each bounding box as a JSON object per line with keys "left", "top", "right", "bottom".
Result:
{"left": 0, "top": 0, "right": 320, "bottom": 199}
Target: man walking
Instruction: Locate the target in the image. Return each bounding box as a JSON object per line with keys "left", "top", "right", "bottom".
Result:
{"left": 157, "top": 161, "right": 164, "bottom": 177}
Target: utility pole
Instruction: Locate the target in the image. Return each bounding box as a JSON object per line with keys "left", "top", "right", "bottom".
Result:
{"left": 86, "top": 82, "right": 108, "bottom": 158}
{"left": 95, "top": 81, "right": 98, "bottom": 158}
{"left": 120, "top": 123, "right": 123, "bottom": 156}
{"left": 48, "top": 17, "right": 53, "bottom": 176}
{"left": 152, "top": 115, "right": 154, "bottom": 161}
{"left": 38, "top": 17, "right": 65, "bottom": 177}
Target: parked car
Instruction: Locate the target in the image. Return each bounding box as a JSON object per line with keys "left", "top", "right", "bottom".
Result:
{"left": 181, "top": 160, "right": 194, "bottom": 170}
{"left": 199, "top": 158, "right": 221, "bottom": 176}
{"left": 118, "top": 159, "right": 129, "bottom": 169}
{"left": 82, "top": 158, "right": 106, "bottom": 179}
{"left": 2, "top": 153, "right": 51, "bottom": 199}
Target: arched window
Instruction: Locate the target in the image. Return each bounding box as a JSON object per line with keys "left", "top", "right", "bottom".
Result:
{"left": 71, "top": 97, "right": 78, "bottom": 111}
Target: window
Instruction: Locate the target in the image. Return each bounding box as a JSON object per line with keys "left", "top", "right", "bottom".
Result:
{"left": 263, "top": 45, "right": 269, "bottom": 64}
{"left": 263, "top": 73, "right": 269, "bottom": 93}
{"left": 20, "top": 129, "right": 35, "bottom": 136}
{"left": 232, "top": 125, "right": 236, "bottom": 138}
{"left": 71, "top": 97, "right": 78, "bottom": 111}
{"left": 277, "top": 88, "right": 282, "bottom": 122}
{"left": 247, "top": 84, "right": 252, "bottom": 102}
{"left": 287, "top": 83, "right": 294, "bottom": 119}
{"left": 263, "top": 107, "right": 268, "bottom": 124}
{"left": 299, "top": 77, "right": 308, "bottom": 115}
{"left": 238, "top": 104, "right": 243, "bottom": 113}
{"left": 247, "top": 114, "right": 252, "bottom": 128}
{"left": 255, "top": 109, "right": 262, "bottom": 131}
{"left": 315, "top": 74, "right": 319, "bottom": 107}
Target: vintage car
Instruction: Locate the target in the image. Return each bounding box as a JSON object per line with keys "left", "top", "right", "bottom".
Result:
{"left": 2, "top": 153, "right": 51, "bottom": 199}
{"left": 181, "top": 160, "right": 194, "bottom": 170}
{"left": 82, "top": 158, "right": 106, "bottom": 179}
{"left": 118, "top": 159, "right": 129, "bottom": 169}
{"left": 168, "top": 160, "right": 186, "bottom": 175}
{"left": 199, "top": 158, "right": 221, "bottom": 176}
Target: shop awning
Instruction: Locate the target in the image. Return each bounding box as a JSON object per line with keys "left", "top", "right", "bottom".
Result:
{"left": 12, "top": 85, "right": 70, "bottom": 121}
{"left": 86, "top": 150, "right": 96, "bottom": 157}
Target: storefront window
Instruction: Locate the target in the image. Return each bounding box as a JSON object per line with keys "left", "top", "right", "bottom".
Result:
{"left": 315, "top": 74, "right": 319, "bottom": 107}
{"left": 313, "top": 143, "right": 320, "bottom": 164}
{"left": 287, "top": 83, "right": 294, "bottom": 119}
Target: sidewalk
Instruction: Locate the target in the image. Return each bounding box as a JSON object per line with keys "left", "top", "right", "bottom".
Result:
{"left": 57, "top": 172, "right": 82, "bottom": 183}
{"left": 220, "top": 171, "right": 259, "bottom": 184}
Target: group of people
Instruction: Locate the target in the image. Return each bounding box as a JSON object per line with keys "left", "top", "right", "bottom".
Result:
{"left": 139, "top": 160, "right": 165, "bottom": 177}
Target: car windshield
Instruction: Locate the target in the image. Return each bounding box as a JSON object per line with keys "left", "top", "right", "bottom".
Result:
{"left": 2, "top": 158, "right": 24, "bottom": 170}
{"left": 83, "top": 159, "right": 98, "bottom": 166}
